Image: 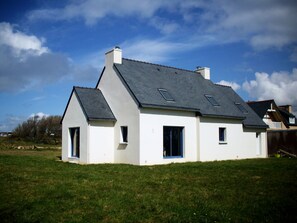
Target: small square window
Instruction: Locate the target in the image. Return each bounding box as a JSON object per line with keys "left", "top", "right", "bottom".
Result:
{"left": 289, "top": 117, "right": 295, "bottom": 124}
{"left": 120, "top": 126, "right": 128, "bottom": 143}
{"left": 219, "top": 127, "right": 227, "bottom": 143}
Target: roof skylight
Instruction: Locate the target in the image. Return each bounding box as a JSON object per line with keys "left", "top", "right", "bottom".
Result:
{"left": 158, "top": 89, "right": 175, "bottom": 102}
{"left": 235, "top": 103, "right": 248, "bottom": 114}
{"left": 205, "top": 94, "right": 220, "bottom": 106}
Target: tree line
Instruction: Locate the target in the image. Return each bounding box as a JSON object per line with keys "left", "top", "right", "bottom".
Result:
{"left": 13, "top": 115, "right": 62, "bottom": 144}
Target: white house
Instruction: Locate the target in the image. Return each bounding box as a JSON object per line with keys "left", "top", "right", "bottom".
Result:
{"left": 61, "top": 47, "right": 268, "bottom": 165}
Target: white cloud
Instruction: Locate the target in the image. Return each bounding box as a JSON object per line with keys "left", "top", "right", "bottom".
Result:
{"left": 149, "top": 17, "right": 179, "bottom": 34}
{"left": 27, "top": 0, "right": 297, "bottom": 51}
{"left": 216, "top": 80, "right": 240, "bottom": 91}
{"left": 202, "top": 0, "right": 297, "bottom": 50}
{"left": 28, "top": 0, "right": 173, "bottom": 25}
{"left": 121, "top": 38, "right": 188, "bottom": 63}
{"left": 0, "top": 22, "right": 98, "bottom": 93}
{"left": 243, "top": 68, "right": 297, "bottom": 106}
{"left": 0, "top": 22, "right": 49, "bottom": 56}
{"left": 29, "top": 112, "right": 49, "bottom": 120}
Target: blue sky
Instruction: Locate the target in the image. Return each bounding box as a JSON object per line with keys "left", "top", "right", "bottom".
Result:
{"left": 0, "top": 0, "right": 297, "bottom": 131}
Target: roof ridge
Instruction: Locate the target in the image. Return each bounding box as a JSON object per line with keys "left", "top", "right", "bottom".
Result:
{"left": 122, "top": 58, "right": 197, "bottom": 74}
{"left": 74, "top": 86, "right": 99, "bottom": 91}
{"left": 214, "top": 83, "right": 232, "bottom": 88}
{"left": 247, "top": 99, "right": 274, "bottom": 104}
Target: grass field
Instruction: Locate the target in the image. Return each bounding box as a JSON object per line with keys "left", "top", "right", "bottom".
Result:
{"left": 0, "top": 148, "right": 297, "bottom": 222}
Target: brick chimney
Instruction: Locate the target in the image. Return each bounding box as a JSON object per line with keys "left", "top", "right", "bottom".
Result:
{"left": 279, "top": 105, "right": 292, "bottom": 113}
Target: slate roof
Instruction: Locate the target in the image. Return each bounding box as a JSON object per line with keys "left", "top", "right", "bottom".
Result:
{"left": 247, "top": 100, "right": 275, "bottom": 119}
{"left": 215, "top": 85, "right": 268, "bottom": 128}
{"left": 247, "top": 100, "right": 297, "bottom": 127}
{"left": 279, "top": 108, "right": 297, "bottom": 126}
{"left": 113, "top": 58, "right": 267, "bottom": 128}
{"left": 61, "top": 87, "right": 116, "bottom": 122}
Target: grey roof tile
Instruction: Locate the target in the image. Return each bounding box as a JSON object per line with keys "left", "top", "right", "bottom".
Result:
{"left": 215, "top": 85, "right": 268, "bottom": 128}
{"left": 247, "top": 100, "right": 274, "bottom": 119}
{"left": 114, "top": 58, "right": 267, "bottom": 128}
{"left": 74, "top": 87, "right": 116, "bottom": 121}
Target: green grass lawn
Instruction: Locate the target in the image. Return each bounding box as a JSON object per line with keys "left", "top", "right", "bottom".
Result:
{"left": 0, "top": 149, "right": 297, "bottom": 223}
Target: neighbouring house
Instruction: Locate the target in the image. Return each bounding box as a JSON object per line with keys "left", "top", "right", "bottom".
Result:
{"left": 247, "top": 100, "right": 297, "bottom": 156}
{"left": 0, "top": 132, "right": 12, "bottom": 137}
{"left": 278, "top": 105, "right": 297, "bottom": 130}
{"left": 247, "top": 100, "right": 297, "bottom": 130}
{"left": 61, "top": 47, "right": 268, "bottom": 165}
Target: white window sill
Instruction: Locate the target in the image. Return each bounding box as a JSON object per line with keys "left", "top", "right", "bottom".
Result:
{"left": 119, "top": 142, "right": 128, "bottom": 145}
{"left": 219, "top": 141, "right": 227, "bottom": 145}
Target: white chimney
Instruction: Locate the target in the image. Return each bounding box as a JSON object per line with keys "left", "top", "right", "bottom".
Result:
{"left": 105, "top": 46, "right": 122, "bottom": 67}
{"left": 195, "top": 66, "right": 210, "bottom": 80}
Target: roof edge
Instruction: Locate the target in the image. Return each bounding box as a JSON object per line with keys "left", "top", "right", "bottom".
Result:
{"left": 140, "top": 103, "right": 200, "bottom": 113}
{"left": 73, "top": 87, "right": 90, "bottom": 122}
{"left": 60, "top": 87, "right": 76, "bottom": 124}
{"left": 243, "top": 124, "right": 268, "bottom": 129}
{"left": 201, "top": 114, "right": 245, "bottom": 120}
{"left": 122, "top": 58, "right": 198, "bottom": 75}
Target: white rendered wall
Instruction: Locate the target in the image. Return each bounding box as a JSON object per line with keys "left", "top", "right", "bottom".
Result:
{"left": 62, "top": 93, "right": 88, "bottom": 163}
{"left": 199, "top": 117, "right": 267, "bottom": 161}
{"left": 139, "top": 108, "right": 197, "bottom": 165}
{"left": 88, "top": 121, "right": 115, "bottom": 163}
{"left": 98, "top": 62, "right": 140, "bottom": 164}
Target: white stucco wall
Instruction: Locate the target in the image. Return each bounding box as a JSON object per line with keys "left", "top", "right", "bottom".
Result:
{"left": 88, "top": 121, "right": 115, "bottom": 164}
{"left": 199, "top": 117, "right": 267, "bottom": 161}
{"left": 98, "top": 61, "right": 140, "bottom": 164}
{"left": 139, "top": 108, "right": 198, "bottom": 165}
{"left": 62, "top": 93, "right": 88, "bottom": 163}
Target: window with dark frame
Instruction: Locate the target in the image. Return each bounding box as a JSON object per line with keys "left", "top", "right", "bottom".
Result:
{"left": 69, "top": 127, "right": 80, "bottom": 158}
{"left": 163, "top": 126, "right": 184, "bottom": 158}
{"left": 158, "top": 89, "right": 175, "bottom": 102}
{"left": 205, "top": 94, "right": 220, "bottom": 106}
{"left": 219, "top": 127, "right": 226, "bottom": 143}
{"left": 121, "top": 126, "right": 128, "bottom": 143}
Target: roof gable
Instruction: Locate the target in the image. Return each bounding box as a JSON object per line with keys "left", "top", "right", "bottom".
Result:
{"left": 61, "top": 87, "right": 116, "bottom": 123}
{"left": 247, "top": 100, "right": 275, "bottom": 119}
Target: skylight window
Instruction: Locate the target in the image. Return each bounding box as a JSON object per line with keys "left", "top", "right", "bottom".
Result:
{"left": 205, "top": 94, "right": 219, "bottom": 106}
{"left": 158, "top": 89, "right": 175, "bottom": 102}
{"left": 235, "top": 103, "right": 248, "bottom": 114}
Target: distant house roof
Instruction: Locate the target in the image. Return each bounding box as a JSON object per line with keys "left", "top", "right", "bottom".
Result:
{"left": 247, "top": 100, "right": 275, "bottom": 119}
{"left": 113, "top": 58, "right": 267, "bottom": 128}
{"left": 279, "top": 108, "right": 297, "bottom": 126}
{"left": 61, "top": 87, "right": 116, "bottom": 123}
{"left": 247, "top": 100, "right": 289, "bottom": 128}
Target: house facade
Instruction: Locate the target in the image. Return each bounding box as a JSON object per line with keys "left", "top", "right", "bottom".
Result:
{"left": 61, "top": 47, "right": 268, "bottom": 165}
